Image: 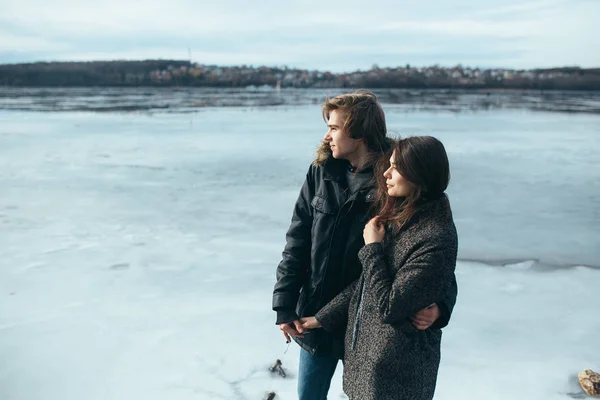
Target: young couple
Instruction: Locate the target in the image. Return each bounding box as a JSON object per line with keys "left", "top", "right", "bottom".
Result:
{"left": 272, "top": 90, "right": 458, "bottom": 400}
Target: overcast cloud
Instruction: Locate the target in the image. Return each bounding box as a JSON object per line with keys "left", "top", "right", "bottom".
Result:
{"left": 0, "top": 0, "right": 597, "bottom": 71}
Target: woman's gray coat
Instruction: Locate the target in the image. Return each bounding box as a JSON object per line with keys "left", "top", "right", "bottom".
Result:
{"left": 316, "top": 196, "right": 458, "bottom": 400}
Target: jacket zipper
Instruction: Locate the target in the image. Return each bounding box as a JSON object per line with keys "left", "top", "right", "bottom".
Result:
{"left": 316, "top": 186, "right": 349, "bottom": 309}
{"left": 350, "top": 190, "right": 376, "bottom": 351}
{"left": 314, "top": 186, "right": 369, "bottom": 354}
{"left": 351, "top": 278, "right": 366, "bottom": 350}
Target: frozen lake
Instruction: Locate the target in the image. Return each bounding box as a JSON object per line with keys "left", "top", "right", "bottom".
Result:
{"left": 0, "top": 104, "right": 599, "bottom": 399}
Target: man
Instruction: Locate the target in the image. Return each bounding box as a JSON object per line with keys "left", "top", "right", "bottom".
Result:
{"left": 272, "top": 90, "right": 458, "bottom": 399}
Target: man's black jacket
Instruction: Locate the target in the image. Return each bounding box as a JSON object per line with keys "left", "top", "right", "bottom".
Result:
{"left": 273, "top": 150, "right": 458, "bottom": 358}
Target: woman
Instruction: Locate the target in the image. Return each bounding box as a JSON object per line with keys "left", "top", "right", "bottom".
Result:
{"left": 301, "top": 136, "right": 458, "bottom": 400}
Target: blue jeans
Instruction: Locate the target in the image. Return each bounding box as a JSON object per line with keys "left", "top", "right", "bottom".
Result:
{"left": 298, "top": 348, "right": 339, "bottom": 400}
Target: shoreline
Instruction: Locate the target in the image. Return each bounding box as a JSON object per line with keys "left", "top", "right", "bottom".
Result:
{"left": 2, "top": 87, "right": 600, "bottom": 114}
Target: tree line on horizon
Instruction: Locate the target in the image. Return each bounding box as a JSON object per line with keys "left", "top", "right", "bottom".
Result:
{"left": 1, "top": 60, "right": 599, "bottom": 90}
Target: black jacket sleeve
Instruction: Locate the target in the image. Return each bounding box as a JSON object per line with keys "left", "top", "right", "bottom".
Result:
{"left": 272, "top": 166, "right": 314, "bottom": 324}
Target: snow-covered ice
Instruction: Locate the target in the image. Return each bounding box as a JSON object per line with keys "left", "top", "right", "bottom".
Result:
{"left": 0, "top": 107, "right": 599, "bottom": 399}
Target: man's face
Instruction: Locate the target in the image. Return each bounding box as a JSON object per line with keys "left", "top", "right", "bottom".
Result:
{"left": 323, "top": 109, "right": 363, "bottom": 161}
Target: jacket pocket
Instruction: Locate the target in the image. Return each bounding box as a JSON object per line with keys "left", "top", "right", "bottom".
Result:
{"left": 311, "top": 195, "right": 338, "bottom": 215}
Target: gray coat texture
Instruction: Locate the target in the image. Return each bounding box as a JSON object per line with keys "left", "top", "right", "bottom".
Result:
{"left": 316, "top": 195, "right": 458, "bottom": 400}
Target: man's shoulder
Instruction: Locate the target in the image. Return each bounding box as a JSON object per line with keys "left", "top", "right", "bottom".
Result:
{"left": 305, "top": 158, "right": 339, "bottom": 181}
{"left": 305, "top": 162, "right": 324, "bottom": 179}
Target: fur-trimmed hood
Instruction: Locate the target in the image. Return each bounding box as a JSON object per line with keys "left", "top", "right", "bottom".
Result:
{"left": 313, "top": 141, "right": 333, "bottom": 167}
{"left": 312, "top": 138, "right": 395, "bottom": 169}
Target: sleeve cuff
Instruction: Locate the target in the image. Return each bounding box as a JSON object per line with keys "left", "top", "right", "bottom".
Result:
{"left": 358, "top": 242, "right": 384, "bottom": 263}
{"left": 275, "top": 309, "right": 299, "bottom": 325}
{"left": 431, "top": 301, "right": 451, "bottom": 329}
{"left": 315, "top": 309, "right": 335, "bottom": 332}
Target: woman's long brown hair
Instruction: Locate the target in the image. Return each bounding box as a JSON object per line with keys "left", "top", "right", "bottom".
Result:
{"left": 373, "top": 136, "right": 450, "bottom": 233}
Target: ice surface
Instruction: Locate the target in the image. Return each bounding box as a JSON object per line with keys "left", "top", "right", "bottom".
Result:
{"left": 0, "top": 107, "right": 599, "bottom": 399}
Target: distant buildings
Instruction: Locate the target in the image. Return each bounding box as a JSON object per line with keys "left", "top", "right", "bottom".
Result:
{"left": 1, "top": 60, "right": 598, "bottom": 89}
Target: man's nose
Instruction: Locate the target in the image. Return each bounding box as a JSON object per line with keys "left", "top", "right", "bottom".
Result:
{"left": 324, "top": 130, "right": 331, "bottom": 141}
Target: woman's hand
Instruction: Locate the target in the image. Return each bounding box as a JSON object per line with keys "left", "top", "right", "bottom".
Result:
{"left": 363, "top": 216, "right": 385, "bottom": 244}
{"left": 299, "top": 316, "right": 322, "bottom": 330}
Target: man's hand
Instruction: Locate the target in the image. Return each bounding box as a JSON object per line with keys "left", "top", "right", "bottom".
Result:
{"left": 411, "top": 303, "right": 440, "bottom": 330}
{"left": 279, "top": 321, "right": 305, "bottom": 342}
{"left": 299, "top": 316, "right": 322, "bottom": 330}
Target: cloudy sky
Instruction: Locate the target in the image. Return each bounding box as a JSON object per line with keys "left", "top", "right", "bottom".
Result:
{"left": 0, "top": 0, "right": 598, "bottom": 71}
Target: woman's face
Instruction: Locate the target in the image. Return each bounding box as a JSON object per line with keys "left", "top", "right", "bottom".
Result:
{"left": 383, "top": 151, "right": 414, "bottom": 198}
